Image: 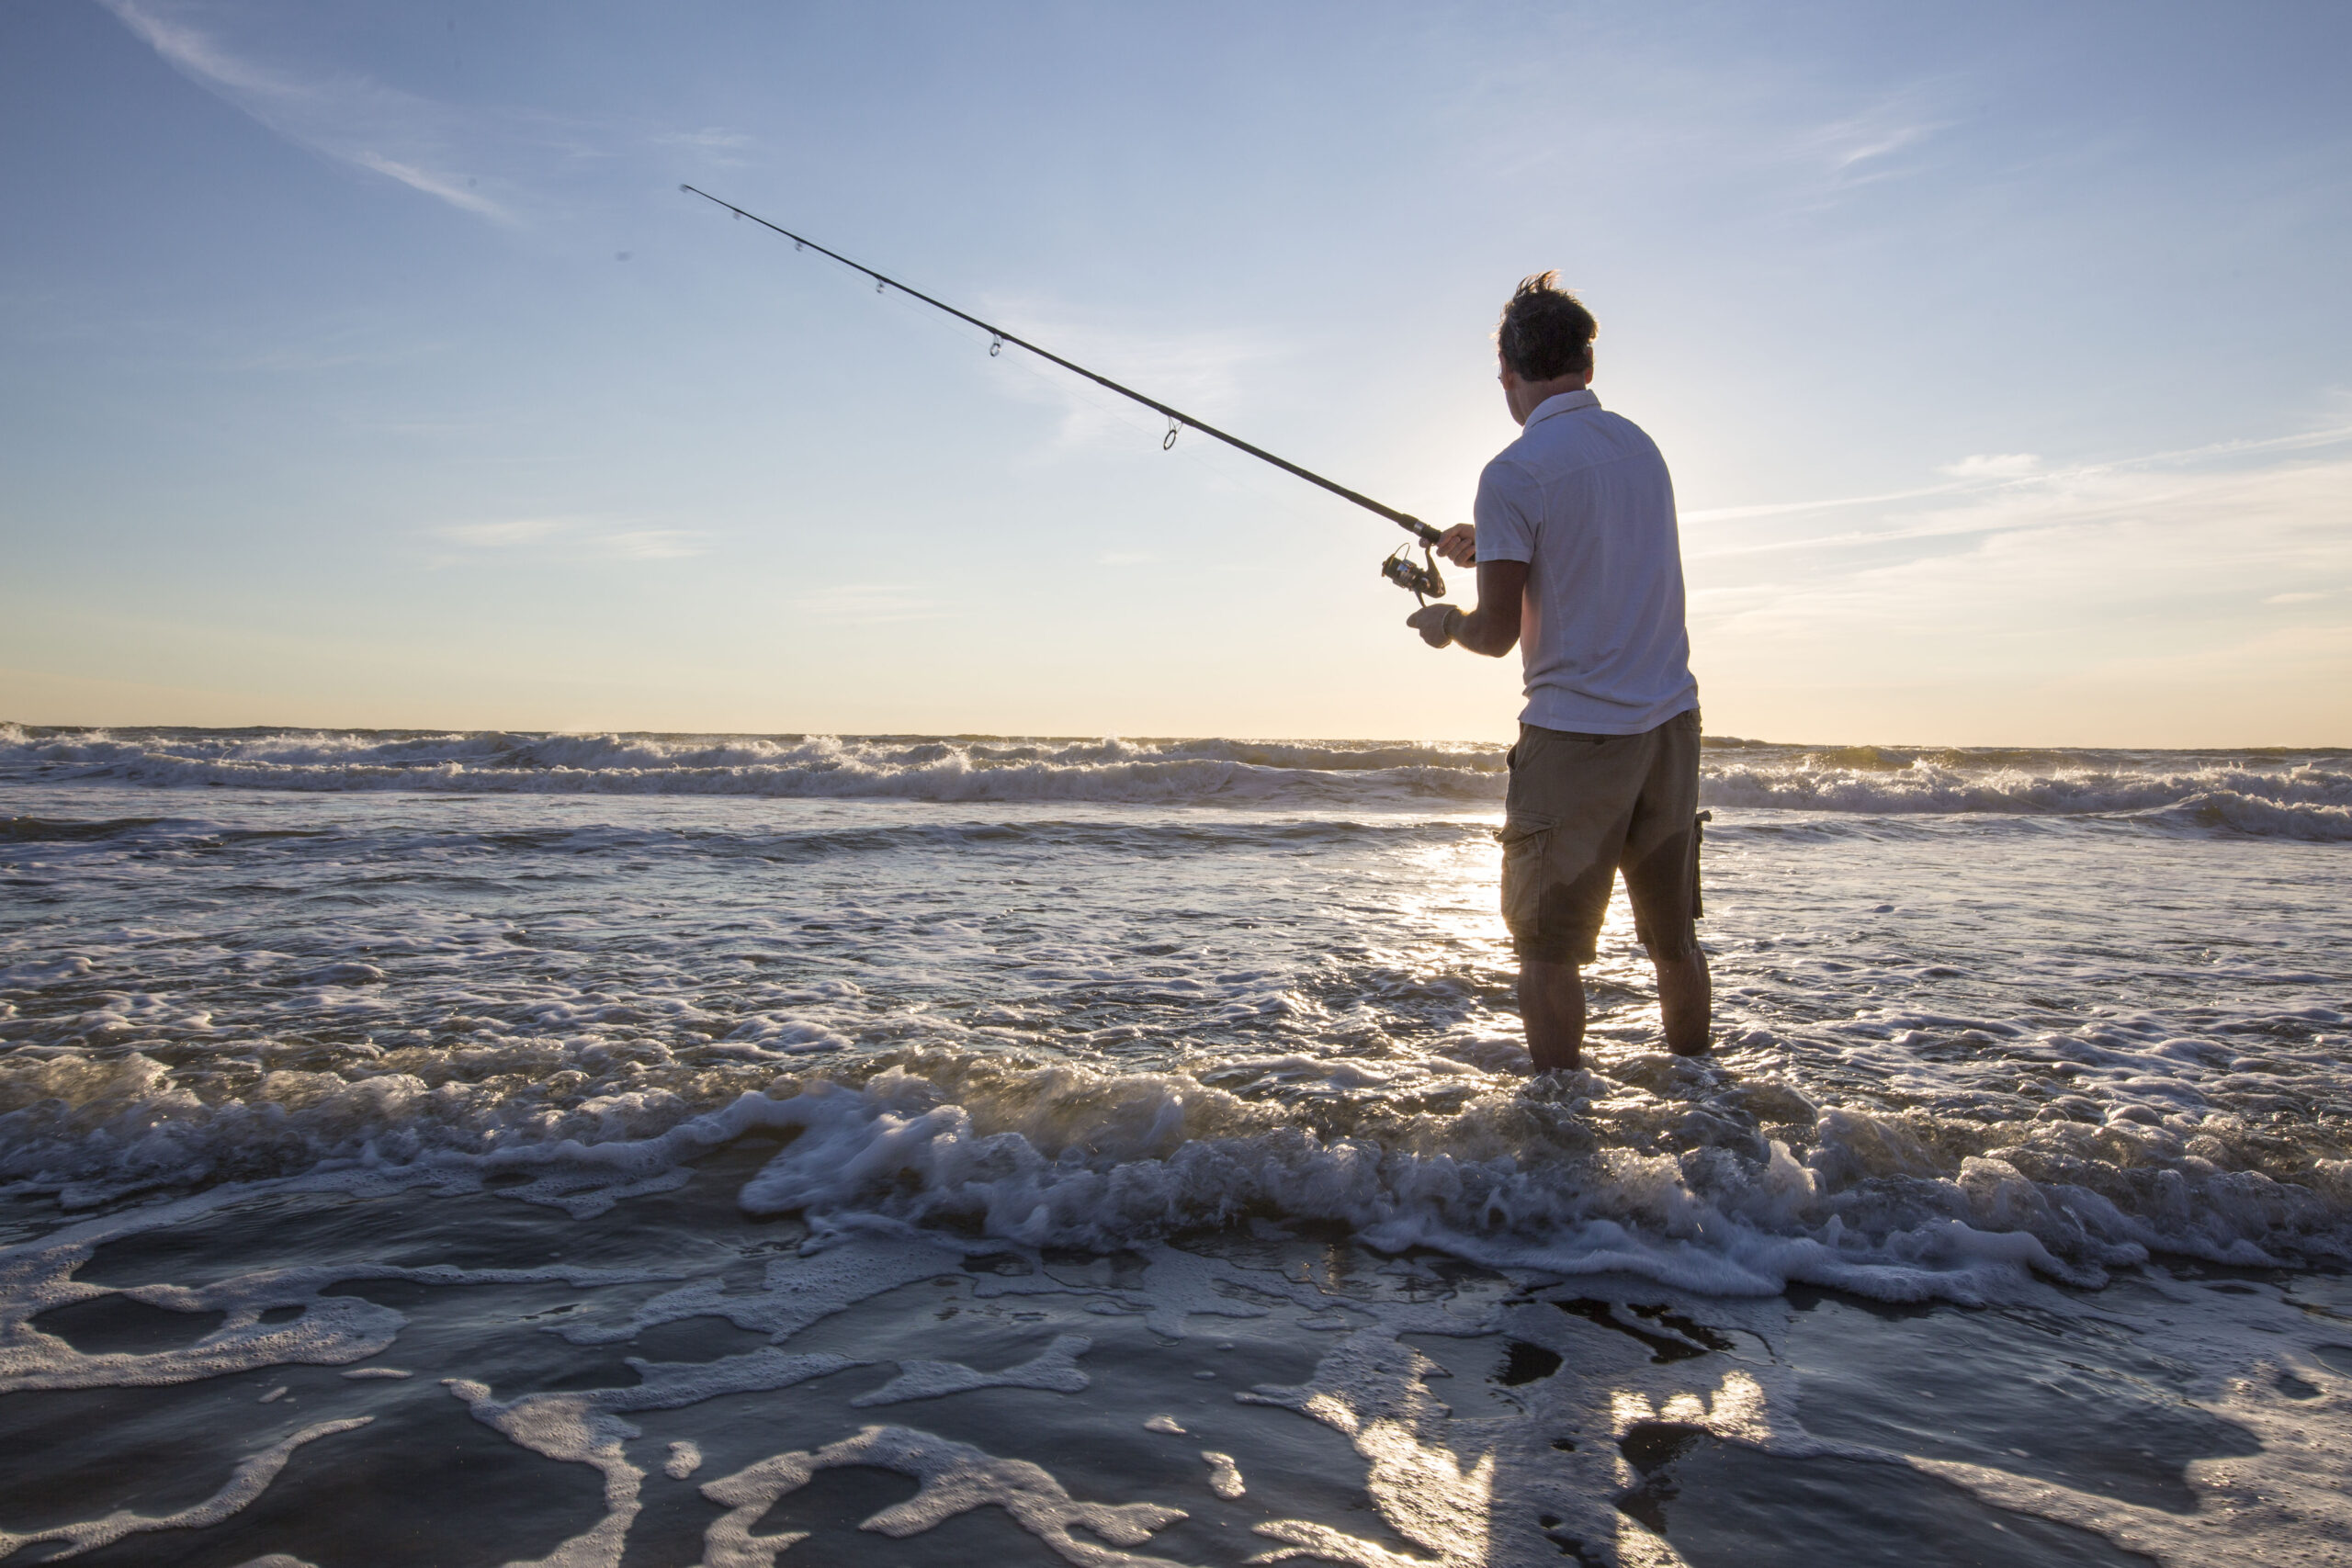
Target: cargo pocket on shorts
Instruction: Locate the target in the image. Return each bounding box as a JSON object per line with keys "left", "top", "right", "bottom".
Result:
{"left": 1498, "top": 815, "right": 1556, "bottom": 941}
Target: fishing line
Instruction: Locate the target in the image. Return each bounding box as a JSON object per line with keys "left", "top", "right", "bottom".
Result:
{"left": 683, "top": 184, "right": 1456, "bottom": 603}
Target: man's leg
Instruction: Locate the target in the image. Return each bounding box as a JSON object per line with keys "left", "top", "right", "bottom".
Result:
{"left": 1653, "top": 944, "right": 1711, "bottom": 1055}
{"left": 1520, "top": 956, "right": 1586, "bottom": 1072}
{"left": 1623, "top": 710, "right": 1709, "bottom": 1056}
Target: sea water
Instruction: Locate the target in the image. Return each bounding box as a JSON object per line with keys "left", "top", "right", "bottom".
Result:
{"left": 0, "top": 726, "right": 2346, "bottom": 1567}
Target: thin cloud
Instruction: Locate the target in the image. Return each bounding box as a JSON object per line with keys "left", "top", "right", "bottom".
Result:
{"left": 96, "top": 0, "right": 273, "bottom": 94}
{"left": 1685, "top": 480, "right": 1970, "bottom": 526}
{"left": 653, "top": 128, "right": 754, "bottom": 150}
{"left": 789, "top": 585, "right": 942, "bottom": 625}
{"left": 438, "top": 520, "right": 564, "bottom": 547}
{"left": 429, "top": 519, "right": 706, "bottom": 560}
{"left": 229, "top": 329, "right": 449, "bottom": 373}
{"left": 1831, "top": 124, "right": 1935, "bottom": 171}
{"left": 1939, "top": 453, "right": 2041, "bottom": 479}
{"left": 96, "top": 0, "right": 515, "bottom": 223}
{"left": 596, "top": 530, "right": 707, "bottom": 560}
{"left": 1693, "top": 456, "right": 2352, "bottom": 655}
{"left": 1773, "top": 90, "right": 1955, "bottom": 209}
{"left": 350, "top": 152, "right": 506, "bottom": 220}
{"left": 1802, "top": 111, "right": 1946, "bottom": 177}
{"left": 956, "top": 292, "right": 1285, "bottom": 459}
{"left": 1683, "top": 437, "right": 2351, "bottom": 748}
{"left": 1693, "top": 457, "right": 2350, "bottom": 567}
{"left": 650, "top": 127, "right": 755, "bottom": 170}
{"left": 1687, "top": 423, "right": 2352, "bottom": 527}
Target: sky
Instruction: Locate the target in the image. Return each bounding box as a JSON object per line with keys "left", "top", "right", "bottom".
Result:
{"left": 1, "top": 0, "right": 2346, "bottom": 746}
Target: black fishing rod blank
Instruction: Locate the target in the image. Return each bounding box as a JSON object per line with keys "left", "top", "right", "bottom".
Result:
{"left": 681, "top": 184, "right": 1453, "bottom": 603}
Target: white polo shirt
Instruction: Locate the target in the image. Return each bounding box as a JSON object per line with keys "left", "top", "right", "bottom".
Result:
{"left": 1472, "top": 389, "right": 1699, "bottom": 735}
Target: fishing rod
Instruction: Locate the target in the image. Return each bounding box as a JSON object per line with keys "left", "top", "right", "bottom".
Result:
{"left": 680, "top": 184, "right": 1453, "bottom": 602}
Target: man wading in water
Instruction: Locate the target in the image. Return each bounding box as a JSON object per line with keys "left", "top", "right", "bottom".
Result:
{"left": 1407, "top": 273, "right": 1708, "bottom": 1072}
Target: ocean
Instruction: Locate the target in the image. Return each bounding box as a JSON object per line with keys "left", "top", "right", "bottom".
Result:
{"left": 0, "top": 725, "right": 2346, "bottom": 1567}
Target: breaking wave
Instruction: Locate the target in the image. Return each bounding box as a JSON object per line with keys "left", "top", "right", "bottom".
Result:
{"left": 0, "top": 728, "right": 1504, "bottom": 807}
{"left": 5, "top": 1035, "right": 2346, "bottom": 1304}
{"left": 1707, "top": 753, "right": 2352, "bottom": 839}
{"left": 3, "top": 725, "right": 2348, "bottom": 836}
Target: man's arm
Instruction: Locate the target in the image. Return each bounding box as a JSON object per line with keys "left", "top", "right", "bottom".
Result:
{"left": 1405, "top": 557, "right": 1526, "bottom": 658}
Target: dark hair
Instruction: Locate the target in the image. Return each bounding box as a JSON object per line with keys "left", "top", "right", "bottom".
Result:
{"left": 1496, "top": 271, "right": 1595, "bottom": 380}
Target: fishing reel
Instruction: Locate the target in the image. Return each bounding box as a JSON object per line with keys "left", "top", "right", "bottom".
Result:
{"left": 1381, "top": 544, "right": 1447, "bottom": 605}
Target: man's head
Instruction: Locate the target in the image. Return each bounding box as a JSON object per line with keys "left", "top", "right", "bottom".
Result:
{"left": 1495, "top": 272, "right": 1595, "bottom": 425}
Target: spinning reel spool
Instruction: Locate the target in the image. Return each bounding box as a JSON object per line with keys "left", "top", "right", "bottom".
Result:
{"left": 1381, "top": 544, "right": 1447, "bottom": 605}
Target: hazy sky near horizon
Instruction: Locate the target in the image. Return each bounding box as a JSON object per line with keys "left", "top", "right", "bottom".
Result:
{"left": 3, "top": 0, "right": 2347, "bottom": 746}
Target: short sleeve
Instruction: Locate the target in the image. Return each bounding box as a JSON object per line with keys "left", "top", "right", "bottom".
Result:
{"left": 1472, "top": 457, "right": 1538, "bottom": 563}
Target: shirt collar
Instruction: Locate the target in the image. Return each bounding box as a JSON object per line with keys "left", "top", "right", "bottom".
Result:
{"left": 1527, "top": 389, "right": 1600, "bottom": 425}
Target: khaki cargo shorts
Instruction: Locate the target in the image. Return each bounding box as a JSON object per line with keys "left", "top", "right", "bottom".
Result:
{"left": 1499, "top": 707, "right": 1705, "bottom": 966}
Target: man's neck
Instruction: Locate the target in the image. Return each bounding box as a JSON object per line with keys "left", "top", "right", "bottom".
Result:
{"left": 1510, "top": 375, "right": 1590, "bottom": 425}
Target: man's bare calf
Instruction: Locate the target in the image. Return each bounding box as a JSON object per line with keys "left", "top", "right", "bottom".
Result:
{"left": 1656, "top": 946, "right": 1712, "bottom": 1055}
{"left": 1520, "top": 947, "right": 1712, "bottom": 1073}
{"left": 1519, "top": 957, "right": 1586, "bottom": 1073}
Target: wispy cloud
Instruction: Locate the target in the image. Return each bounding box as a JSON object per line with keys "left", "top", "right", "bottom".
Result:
{"left": 1797, "top": 108, "right": 1948, "bottom": 181}
{"left": 1685, "top": 480, "right": 1967, "bottom": 527}
{"left": 228, "top": 325, "right": 449, "bottom": 374}
{"left": 653, "top": 128, "right": 753, "bottom": 150}
{"left": 429, "top": 518, "right": 708, "bottom": 561}
{"left": 96, "top": 0, "right": 515, "bottom": 222}
{"left": 1687, "top": 423, "right": 2352, "bottom": 528}
{"left": 958, "top": 293, "right": 1285, "bottom": 457}
{"left": 788, "top": 585, "right": 942, "bottom": 625}
{"left": 1690, "top": 445, "right": 2352, "bottom": 728}
{"left": 650, "top": 126, "right": 755, "bottom": 170}
{"left": 1938, "top": 452, "right": 2041, "bottom": 479}
{"left": 598, "top": 530, "right": 707, "bottom": 560}
{"left": 349, "top": 152, "right": 505, "bottom": 220}
{"left": 437, "top": 519, "right": 564, "bottom": 548}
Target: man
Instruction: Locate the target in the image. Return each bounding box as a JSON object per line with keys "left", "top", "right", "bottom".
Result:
{"left": 1406, "top": 272, "right": 1707, "bottom": 1073}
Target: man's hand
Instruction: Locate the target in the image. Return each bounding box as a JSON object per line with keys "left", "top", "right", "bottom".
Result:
{"left": 1408, "top": 559, "right": 1527, "bottom": 658}
{"left": 1406, "top": 604, "right": 1463, "bottom": 648}
{"left": 1434, "top": 525, "right": 1476, "bottom": 567}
